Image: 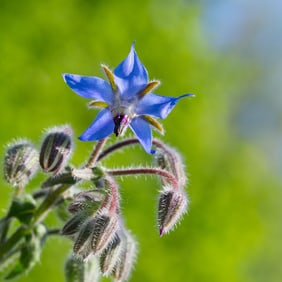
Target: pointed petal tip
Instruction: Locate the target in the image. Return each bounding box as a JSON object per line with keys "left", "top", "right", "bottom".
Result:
{"left": 143, "top": 146, "right": 155, "bottom": 155}
{"left": 181, "top": 93, "right": 195, "bottom": 98}
{"left": 62, "top": 73, "right": 68, "bottom": 82}
{"left": 131, "top": 41, "right": 136, "bottom": 50}
{"left": 78, "top": 135, "right": 88, "bottom": 141}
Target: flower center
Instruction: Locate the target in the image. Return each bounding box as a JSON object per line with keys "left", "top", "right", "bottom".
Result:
{"left": 113, "top": 114, "right": 130, "bottom": 136}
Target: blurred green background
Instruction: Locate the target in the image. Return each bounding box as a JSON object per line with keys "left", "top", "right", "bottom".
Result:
{"left": 0, "top": 0, "right": 281, "bottom": 281}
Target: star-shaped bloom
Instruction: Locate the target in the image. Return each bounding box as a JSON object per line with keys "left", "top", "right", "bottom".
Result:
{"left": 63, "top": 44, "right": 193, "bottom": 153}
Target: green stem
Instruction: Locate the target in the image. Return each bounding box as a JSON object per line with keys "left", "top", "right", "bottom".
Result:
{"left": 47, "top": 228, "right": 61, "bottom": 236}
{"left": 41, "top": 172, "right": 75, "bottom": 188}
{"left": 32, "top": 184, "right": 72, "bottom": 225}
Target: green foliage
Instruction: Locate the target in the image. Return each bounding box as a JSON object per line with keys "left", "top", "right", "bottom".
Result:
{"left": 5, "top": 224, "right": 47, "bottom": 280}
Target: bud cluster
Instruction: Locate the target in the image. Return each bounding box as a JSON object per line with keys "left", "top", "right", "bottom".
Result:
{"left": 3, "top": 125, "right": 73, "bottom": 191}
{"left": 62, "top": 176, "right": 137, "bottom": 281}
{"left": 2, "top": 131, "right": 189, "bottom": 282}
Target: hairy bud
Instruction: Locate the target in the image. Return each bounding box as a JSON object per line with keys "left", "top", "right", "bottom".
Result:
{"left": 39, "top": 125, "right": 73, "bottom": 175}
{"left": 99, "top": 233, "right": 123, "bottom": 276}
{"left": 62, "top": 213, "right": 86, "bottom": 237}
{"left": 90, "top": 211, "right": 119, "bottom": 255}
{"left": 3, "top": 139, "right": 39, "bottom": 188}
{"left": 73, "top": 218, "right": 97, "bottom": 259}
{"left": 68, "top": 190, "right": 105, "bottom": 214}
{"left": 112, "top": 230, "right": 137, "bottom": 282}
{"left": 158, "top": 186, "right": 188, "bottom": 236}
{"left": 70, "top": 209, "right": 119, "bottom": 260}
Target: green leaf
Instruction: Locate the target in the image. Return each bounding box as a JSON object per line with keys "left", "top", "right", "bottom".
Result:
{"left": 4, "top": 224, "right": 47, "bottom": 280}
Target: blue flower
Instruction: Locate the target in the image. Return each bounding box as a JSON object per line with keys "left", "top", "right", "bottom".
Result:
{"left": 63, "top": 44, "right": 193, "bottom": 153}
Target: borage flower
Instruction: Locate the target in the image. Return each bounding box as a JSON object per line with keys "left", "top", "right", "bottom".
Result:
{"left": 63, "top": 44, "right": 193, "bottom": 153}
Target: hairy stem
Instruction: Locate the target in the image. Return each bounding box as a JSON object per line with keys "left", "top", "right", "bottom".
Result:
{"left": 97, "top": 138, "right": 167, "bottom": 161}
{"left": 103, "top": 174, "right": 120, "bottom": 213}
{"left": 107, "top": 167, "right": 178, "bottom": 188}
{"left": 85, "top": 138, "right": 108, "bottom": 168}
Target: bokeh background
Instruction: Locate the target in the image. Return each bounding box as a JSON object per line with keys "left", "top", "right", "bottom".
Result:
{"left": 0, "top": 0, "right": 281, "bottom": 281}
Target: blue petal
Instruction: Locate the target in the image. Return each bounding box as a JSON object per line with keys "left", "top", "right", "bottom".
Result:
{"left": 129, "top": 117, "right": 153, "bottom": 154}
{"left": 79, "top": 109, "right": 114, "bottom": 141}
{"left": 136, "top": 93, "right": 193, "bottom": 119}
{"left": 63, "top": 74, "right": 113, "bottom": 105}
{"left": 113, "top": 44, "right": 148, "bottom": 97}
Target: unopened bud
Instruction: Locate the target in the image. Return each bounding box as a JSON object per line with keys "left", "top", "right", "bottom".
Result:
{"left": 68, "top": 190, "right": 105, "bottom": 214}
{"left": 99, "top": 234, "right": 123, "bottom": 276}
{"left": 62, "top": 213, "right": 85, "bottom": 237}
{"left": 3, "top": 139, "right": 39, "bottom": 188}
{"left": 91, "top": 210, "right": 119, "bottom": 255}
{"left": 73, "top": 218, "right": 97, "bottom": 260}
{"left": 39, "top": 125, "right": 73, "bottom": 175}
{"left": 158, "top": 186, "right": 188, "bottom": 236}
{"left": 112, "top": 230, "right": 137, "bottom": 282}
{"left": 72, "top": 210, "right": 119, "bottom": 260}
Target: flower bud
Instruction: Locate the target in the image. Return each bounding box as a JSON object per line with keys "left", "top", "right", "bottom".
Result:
{"left": 3, "top": 139, "right": 39, "bottom": 188}
{"left": 39, "top": 125, "right": 73, "bottom": 175}
{"left": 62, "top": 213, "right": 85, "bottom": 237}
{"left": 112, "top": 230, "right": 137, "bottom": 282}
{"left": 99, "top": 234, "right": 123, "bottom": 276}
{"left": 91, "top": 210, "right": 119, "bottom": 255}
{"left": 71, "top": 209, "right": 119, "bottom": 260}
{"left": 73, "top": 218, "right": 97, "bottom": 260}
{"left": 68, "top": 190, "right": 105, "bottom": 214}
{"left": 158, "top": 186, "right": 188, "bottom": 236}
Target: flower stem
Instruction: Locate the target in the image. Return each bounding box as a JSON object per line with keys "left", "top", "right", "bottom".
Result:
{"left": 85, "top": 138, "right": 108, "bottom": 168}
{"left": 97, "top": 138, "right": 167, "bottom": 161}
{"left": 103, "top": 175, "right": 120, "bottom": 213}
{"left": 106, "top": 167, "right": 178, "bottom": 188}
{"left": 47, "top": 228, "right": 61, "bottom": 236}
{"left": 97, "top": 138, "right": 138, "bottom": 161}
